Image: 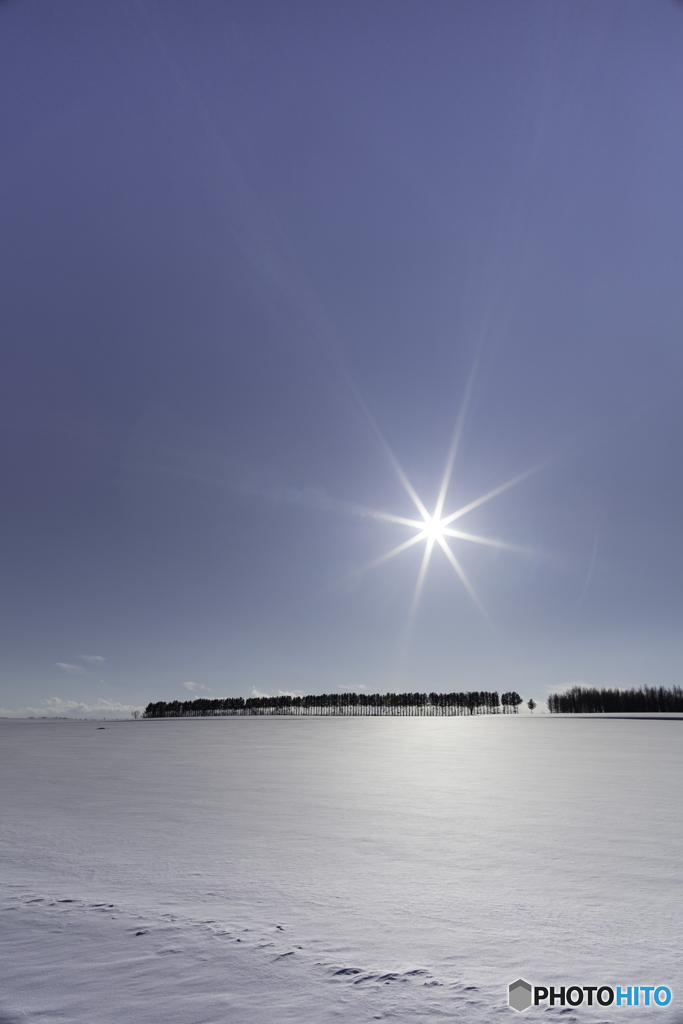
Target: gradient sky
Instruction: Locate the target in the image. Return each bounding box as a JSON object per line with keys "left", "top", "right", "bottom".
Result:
{"left": 2, "top": 0, "right": 683, "bottom": 717}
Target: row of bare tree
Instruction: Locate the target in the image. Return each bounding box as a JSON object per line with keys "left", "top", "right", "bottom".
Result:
{"left": 143, "top": 690, "right": 524, "bottom": 717}
{"left": 547, "top": 685, "right": 683, "bottom": 714}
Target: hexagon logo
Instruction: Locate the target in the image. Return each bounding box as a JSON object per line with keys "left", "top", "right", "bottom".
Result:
{"left": 509, "top": 978, "right": 532, "bottom": 1011}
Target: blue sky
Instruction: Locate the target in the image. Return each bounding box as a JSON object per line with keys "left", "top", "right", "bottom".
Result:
{"left": 2, "top": 0, "right": 683, "bottom": 716}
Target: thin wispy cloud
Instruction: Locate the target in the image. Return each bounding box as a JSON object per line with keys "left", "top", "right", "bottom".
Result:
{"left": 55, "top": 662, "right": 86, "bottom": 675}
{"left": 79, "top": 655, "right": 105, "bottom": 664}
{"left": 182, "top": 681, "right": 210, "bottom": 693}
{"left": 0, "top": 697, "right": 144, "bottom": 718}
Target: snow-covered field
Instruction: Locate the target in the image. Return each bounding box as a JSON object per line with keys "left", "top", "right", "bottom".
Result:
{"left": 1, "top": 716, "right": 680, "bottom": 1023}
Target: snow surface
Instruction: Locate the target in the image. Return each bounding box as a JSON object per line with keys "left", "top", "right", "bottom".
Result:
{"left": 1, "top": 716, "right": 681, "bottom": 1023}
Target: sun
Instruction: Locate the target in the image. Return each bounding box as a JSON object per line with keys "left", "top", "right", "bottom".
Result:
{"left": 353, "top": 461, "right": 536, "bottom": 624}
{"left": 343, "top": 353, "right": 540, "bottom": 623}
{"left": 332, "top": 340, "right": 542, "bottom": 624}
{"left": 423, "top": 517, "right": 445, "bottom": 541}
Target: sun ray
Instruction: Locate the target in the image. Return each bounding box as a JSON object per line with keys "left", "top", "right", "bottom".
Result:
{"left": 388, "top": 457, "right": 431, "bottom": 523}
{"left": 350, "top": 507, "right": 426, "bottom": 529}
{"left": 435, "top": 535, "right": 491, "bottom": 623}
{"left": 440, "top": 465, "right": 539, "bottom": 526}
{"left": 350, "top": 391, "right": 431, "bottom": 523}
{"left": 408, "top": 535, "right": 436, "bottom": 624}
{"left": 353, "top": 531, "right": 428, "bottom": 578}
{"left": 433, "top": 334, "right": 485, "bottom": 522}
{"left": 442, "top": 528, "right": 536, "bottom": 556}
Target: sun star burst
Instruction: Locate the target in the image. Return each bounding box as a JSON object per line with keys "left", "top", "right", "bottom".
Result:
{"left": 335, "top": 340, "right": 542, "bottom": 626}
{"left": 357, "top": 470, "right": 534, "bottom": 625}
{"left": 350, "top": 396, "right": 538, "bottom": 624}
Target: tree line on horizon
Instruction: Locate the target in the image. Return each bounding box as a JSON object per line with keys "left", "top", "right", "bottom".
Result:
{"left": 547, "top": 685, "right": 683, "bottom": 714}
{"left": 143, "top": 690, "right": 524, "bottom": 718}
